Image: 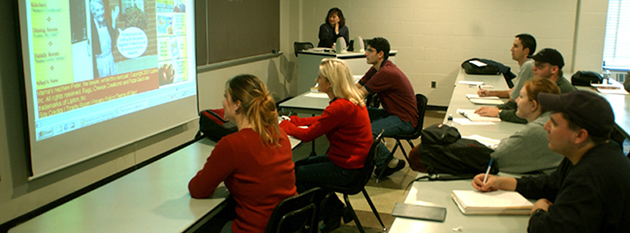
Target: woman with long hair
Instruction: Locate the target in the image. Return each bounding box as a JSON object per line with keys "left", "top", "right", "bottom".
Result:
{"left": 280, "top": 58, "right": 372, "bottom": 232}
{"left": 318, "top": 7, "right": 350, "bottom": 48}
{"left": 189, "top": 75, "right": 297, "bottom": 233}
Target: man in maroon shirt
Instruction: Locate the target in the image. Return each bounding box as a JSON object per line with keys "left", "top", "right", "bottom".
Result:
{"left": 356, "top": 37, "right": 418, "bottom": 177}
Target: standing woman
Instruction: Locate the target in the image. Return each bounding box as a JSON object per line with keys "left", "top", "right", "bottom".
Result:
{"left": 189, "top": 75, "right": 297, "bottom": 233}
{"left": 318, "top": 7, "right": 350, "bottom": 48}
{"left": 280, "top": 58, "right": 372, "bottom": 232}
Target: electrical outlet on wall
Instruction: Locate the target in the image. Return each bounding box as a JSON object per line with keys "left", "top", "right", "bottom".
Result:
{"left": 431, "top": 81, "right": 436, "bottom": 88}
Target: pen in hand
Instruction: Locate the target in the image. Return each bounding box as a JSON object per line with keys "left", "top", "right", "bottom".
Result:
{"left": 483, "top": 157, "right": 493, "bottom": 184}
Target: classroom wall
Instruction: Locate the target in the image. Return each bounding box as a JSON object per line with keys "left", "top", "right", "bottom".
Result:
{"left": 296, "top": 0, "right": 608, "bottom": 106}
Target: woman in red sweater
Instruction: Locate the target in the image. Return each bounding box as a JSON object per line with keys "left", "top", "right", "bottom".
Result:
{"left": 280, "top": 58, "right": 373, "bottom": 232}
{"left": 189, "top": 75, "right": 297, "bottom": 233}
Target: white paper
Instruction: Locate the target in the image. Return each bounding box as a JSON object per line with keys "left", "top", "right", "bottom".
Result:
{"left": 304, "top": 92, "right": 330, "bottom": 98}
{"left": 469, "top": 60, "right": 487, "bottom": 67}
{"left": 457, "top": 109, "right": 501, "bottom": 122}
{"left": 458, "top": 81, "right": 484, "bottom": 85}
{"left": 453, "top": 118, "right": 495, "bottom": 125}
{"left": 463, "top": 134, "right": 500, "bottom": 148}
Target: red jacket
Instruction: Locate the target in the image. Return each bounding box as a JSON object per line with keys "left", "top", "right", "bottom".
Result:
{"left": 280, "top": 98, "right": 373, "bottom": 169}
{"left": 189, "top": 128, "right": 297, "bottom": 233}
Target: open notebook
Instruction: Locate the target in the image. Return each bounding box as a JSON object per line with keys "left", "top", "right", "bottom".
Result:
{"left": 451, "top": 190, "right": 533, "bottom": 215}
{"left": 465, "top": 94, "right": 505, "bottom": 105}
{"left": 457, "top": 109, "right": 501, "bottom": 122}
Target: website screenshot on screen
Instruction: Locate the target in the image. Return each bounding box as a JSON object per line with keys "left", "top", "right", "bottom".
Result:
{"left": 24, "top": 0, "right": 196, "bottom": 141}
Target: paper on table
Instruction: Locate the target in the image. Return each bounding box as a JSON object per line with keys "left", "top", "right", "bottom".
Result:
{"left": 469, "top": 60, "right": 487, "bottom": 67}
{"left": 458, "top": 81, "right": 484, "bottom": 85}
{"left": 591, "top": 84, "right": 629, "bottom": 94}
{"left": 466, "top": 94, "right": 500, "bottom": 99}
{"left": 451, "top": 190, "right": 533, "bottom": 215}
{"left": 453, "top": 118, "right": 495, "bottom": 125}
{"left": 465, "top": 94, "right": 504, "bottom": 105}
{"left": 457, "top": 109, "right": 501, "bottom": 122}
{"left": 463, "top": 134, "right": 500, "bottom": 148}
{"left": 304, "top": 92, "right": 330, "bottom": 98}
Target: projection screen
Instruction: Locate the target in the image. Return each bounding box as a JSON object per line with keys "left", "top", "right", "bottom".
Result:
{"left": 18, "top": 0, "right": 198, "bottom": 179}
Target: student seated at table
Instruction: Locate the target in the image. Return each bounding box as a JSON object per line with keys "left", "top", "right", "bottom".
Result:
{"left": 472, "top": 91, "right": 630, "bottom": 233}
{"left": 476, "top": 48, "right": 576, "bottom": 123}
{"left": 188, "top": 74, "right": 297, "bottom": 233}
{"left": 280, "top": 58, "right": 372, "bottom": 233}
{"left": 476, "top": 34, "right": 537, "bottom": 124}
{"left": 491, "top": 77, "right": 563, "bottom": 174}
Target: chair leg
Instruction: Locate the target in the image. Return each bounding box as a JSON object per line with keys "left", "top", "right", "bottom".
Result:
{"left": 342, "top": 194, "right": 366, "bottom": 233}
{"left": 361, "top": 189, "right": 387, "bottom": 232}
{"left": 376, "top": 139, "right": 402, "bottom": 183}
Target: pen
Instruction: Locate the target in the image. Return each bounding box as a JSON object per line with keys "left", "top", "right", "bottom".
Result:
{"left": 478, "top": 85, "right": 482, "bottom": 90}
{"left": 483, "top": 157, "right": 493, "bottom": 184}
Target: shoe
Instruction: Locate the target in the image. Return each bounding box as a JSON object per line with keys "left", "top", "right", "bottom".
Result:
{"left": 341, "top": 207, "right": 354, "bottom": 223}
{"left": 379, "top": 160, "right": 406, "bottom": 178}
{"left": 320, "top": 206, "right": 343, "bottom": 233}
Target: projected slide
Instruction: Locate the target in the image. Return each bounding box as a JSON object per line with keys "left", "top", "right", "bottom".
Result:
{"left": 25, "top": 0, "right": 195, "bottom": 141}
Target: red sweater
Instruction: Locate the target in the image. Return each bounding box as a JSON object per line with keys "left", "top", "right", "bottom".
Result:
{"left": 280, "top": 98, "right": 373, "bottom": 169}
{"left": 188, "top": 128, "right": 297, "bottom": 233}
{"left": 359, "top": 60, "right": 418, "bottom": 127}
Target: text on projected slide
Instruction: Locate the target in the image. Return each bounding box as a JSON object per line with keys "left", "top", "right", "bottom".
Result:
{"left": 26, "top": 1, "right": 195, "bottom": 141}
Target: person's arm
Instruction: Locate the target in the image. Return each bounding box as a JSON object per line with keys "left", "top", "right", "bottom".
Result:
{"left": 340, "top": 25, "right": 349, "bottom": 46}
{"left": 478, "top": 89, "right": 510, "bottom": 98}
{"left": 188, "top": 138, "right": 237, "bottom": 198}
{"left": 526, "top": 170, "right": 603, "bottom": 233}
{"left": 498, "top": 109, "right": 528, "bottom": 124}
{"left": 280, "top": 101, "right": 344, "bottom": 142}
{"left": 474, "top": 106, "right": 500, "bottom": 117}
{"left": 471, "top": 174, "right": 517, "bottom": 192}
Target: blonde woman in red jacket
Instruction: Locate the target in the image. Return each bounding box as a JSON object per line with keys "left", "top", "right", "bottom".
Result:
{"left": 280, "top": 58, "right": 372, "bottom": 233}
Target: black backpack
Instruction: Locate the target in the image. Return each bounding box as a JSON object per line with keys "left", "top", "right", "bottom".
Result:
{"left": 408, "top": 124, "right": 498, "bottom": 181}
{"left": 571, "top": 71, "right": 603, "bottom": 86}
{"left": 195, "top": 109, "right": 238, "bottom": 142}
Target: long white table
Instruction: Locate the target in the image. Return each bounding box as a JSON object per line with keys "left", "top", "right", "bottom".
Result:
{"left": 278, "top": 92, "right": 330, "bottom": 115}
{"left": 296, "top": 50, "right": 397, "bottom": 94}
{"left": 10, "top": 137, "right": 302, "bottom": 233}
{"left": 389, "top": 69, "right": 531, "bottom": 232}
{"left": 445, "top": 69, "right": 523, "bottom": 139}
{"left": 600, "top": 93, "right": 630, "bottom": 139}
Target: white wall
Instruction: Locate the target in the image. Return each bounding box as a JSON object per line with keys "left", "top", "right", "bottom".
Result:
{"left": 297, "top": 0, "right": 608, "bottom": 106}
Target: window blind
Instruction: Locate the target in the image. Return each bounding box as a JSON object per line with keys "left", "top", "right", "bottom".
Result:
{"left": 603, "top": 0, "right": 630, "bottom": 71}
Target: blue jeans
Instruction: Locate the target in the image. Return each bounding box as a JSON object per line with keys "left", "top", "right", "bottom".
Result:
{"left": 368, "top": 108, "right": 414, "bottom": 171}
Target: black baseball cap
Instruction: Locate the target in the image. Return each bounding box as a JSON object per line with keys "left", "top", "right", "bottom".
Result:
{"left": 530, "top": 48, "right": 565, "bottom": 69}
{"left": 538, "top": 91, "right": 614, "bottom": 137}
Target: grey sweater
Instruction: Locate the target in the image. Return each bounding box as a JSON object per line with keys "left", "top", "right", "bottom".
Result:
{"left": 491, "top": 111, "right": 563, "bottom": 174}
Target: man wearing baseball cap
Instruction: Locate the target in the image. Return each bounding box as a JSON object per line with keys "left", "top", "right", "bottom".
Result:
{"left": 476, "top": 48, "right": 576, "bottom": 123}
{"left": 471, "top": 90, "right": 630, "bottom": 232}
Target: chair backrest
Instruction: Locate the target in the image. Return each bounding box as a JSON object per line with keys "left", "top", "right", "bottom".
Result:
{"left": 409, "top": 94, "right": 429, "bottom": 138}
{"left": 343, "top": 131, "right": 384, "bottom": 195}
{"left": 265, "top": 187, "right": 322, "bottom": 233}
{"left": 294, "top": 42, "right": 314, "bottom": 57}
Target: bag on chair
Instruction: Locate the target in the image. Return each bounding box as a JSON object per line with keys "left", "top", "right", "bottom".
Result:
{"left": 408, "top": 124, "right": 498, "bottom": 180}
{"left": 196, "top": 109, "right": 238, "bottom": 142}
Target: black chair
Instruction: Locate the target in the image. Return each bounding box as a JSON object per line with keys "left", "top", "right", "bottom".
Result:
{"left": 265, "top": 187, "right": 323, "bottom": 233}
{"left": 376, "top": 94, "right": 429, "bottom": 182}
{"left": 294, "top": 42, "right": 314, "bottom": 57}
{"left": 319, "top": 131, "right": 387, "bottom": 233}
